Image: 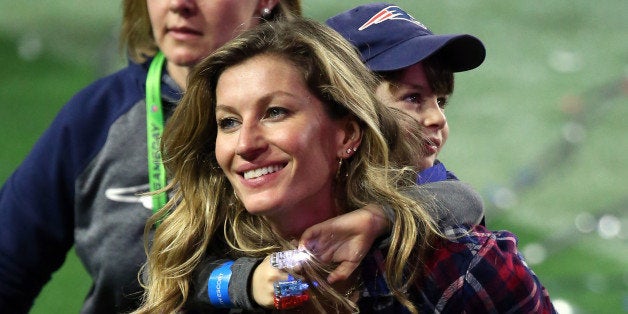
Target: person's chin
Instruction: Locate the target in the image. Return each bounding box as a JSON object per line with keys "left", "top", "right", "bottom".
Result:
{"left": 173, "top": 56, "right": 202, "bottom": 67}
{"left": 417, "top": 159, "right": 432, "bottom": 171}
{"left": 420, "top": 156, "right": 437, "bottom": 170}
{"left": 165, "top": 49, "right": 204, "bottom": 67}
{"left": 242, "top": 201, "right": 276, "bottom": 217}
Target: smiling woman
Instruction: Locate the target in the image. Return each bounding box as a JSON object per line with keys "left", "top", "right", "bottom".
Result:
{"left": 137, "top": 16, "right": 435, "bottom": 313}
{"left": 214, "top": 53, "right": 360, "bottom": 237}
{"left": 0, "top": 1, "right": 302, "bottom": 313}
{"left": 136, "top": 16, "right": 556, "bottom": 314}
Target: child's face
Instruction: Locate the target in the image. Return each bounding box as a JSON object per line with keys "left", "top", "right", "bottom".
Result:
{"left": 375, "top": 62, "right": 449, "bottom": 169}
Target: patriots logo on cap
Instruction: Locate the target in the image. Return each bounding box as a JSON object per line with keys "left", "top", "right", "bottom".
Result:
{"left": 358, "top": 6, "right": 427, "bottom": 31}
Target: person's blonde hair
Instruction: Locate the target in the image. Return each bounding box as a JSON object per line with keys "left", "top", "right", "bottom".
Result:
{"left": 137, "top": 17, "right": 440, "bottom": 313}
{"left": 119, "top": 0, "right": 302, "bottom": 63}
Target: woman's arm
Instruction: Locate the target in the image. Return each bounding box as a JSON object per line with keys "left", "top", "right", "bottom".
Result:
{"left": 187, "top": 180, "right": 485, "bottom": 309}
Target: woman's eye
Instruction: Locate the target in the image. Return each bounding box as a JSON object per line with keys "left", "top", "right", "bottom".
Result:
{"left": 265, "top": 107, "right": 289, "bottom": 119}
{"left": 217, "top": 117, "right": 240, "bottom": 131}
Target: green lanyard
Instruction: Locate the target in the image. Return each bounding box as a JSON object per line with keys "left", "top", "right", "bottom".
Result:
{"left": 145, "top": 51, "right": 167, "bottom": 214}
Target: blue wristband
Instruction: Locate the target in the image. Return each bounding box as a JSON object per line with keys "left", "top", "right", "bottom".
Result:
{"left": 208, "top": 261, "right": 235, "bottom": 308}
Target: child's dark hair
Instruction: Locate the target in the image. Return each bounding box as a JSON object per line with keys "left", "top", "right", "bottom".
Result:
{"left": 376, "top": 54, "right": 455, "bottom": 95}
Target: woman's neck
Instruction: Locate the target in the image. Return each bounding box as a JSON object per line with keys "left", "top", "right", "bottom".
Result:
{"left": 166, "top": 61, "right": 190, "bottom": 91}
{"left": 269, "top": 203, "right": 342, "bottom": 240}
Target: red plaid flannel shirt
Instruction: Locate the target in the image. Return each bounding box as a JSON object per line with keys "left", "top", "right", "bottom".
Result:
{"left": 359, "top": 225, "right": 556, "bottom": 313}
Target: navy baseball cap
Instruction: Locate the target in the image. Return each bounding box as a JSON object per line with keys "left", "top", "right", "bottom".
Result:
{"left": 326, "top": 3, "right": 486, "bottom": 72}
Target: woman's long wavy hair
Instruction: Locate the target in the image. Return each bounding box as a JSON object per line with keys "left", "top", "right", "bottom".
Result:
{"left": 136, "top": 17, "right": 441, "bottom": 313}
{"left": 120, "top": 0, "right": 302, "bottom": 63}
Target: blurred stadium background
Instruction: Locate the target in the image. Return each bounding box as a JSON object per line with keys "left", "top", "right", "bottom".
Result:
{"left": 1, "top": 1, "right": 626, "bottom": 313}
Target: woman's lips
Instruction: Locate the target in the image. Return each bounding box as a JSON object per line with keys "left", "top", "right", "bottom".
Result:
{"left": 167, "top": 26, "right": 202, "bottom": 40}
{"left": 242, "top": 164, "right": 284, "bottom": 180}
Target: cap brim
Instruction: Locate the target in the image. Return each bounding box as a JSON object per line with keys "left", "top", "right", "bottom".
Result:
{"left": 366, "top": 34, "right": 486, "bottom": 72}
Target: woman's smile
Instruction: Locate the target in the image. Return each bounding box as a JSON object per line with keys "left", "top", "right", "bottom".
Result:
{"left": 242, "top": 164, "right": 285, "bottom": 180}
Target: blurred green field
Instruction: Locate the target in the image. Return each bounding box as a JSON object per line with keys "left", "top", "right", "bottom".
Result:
{"left": 1, "top": 1, "right": 626, "bottom": 313}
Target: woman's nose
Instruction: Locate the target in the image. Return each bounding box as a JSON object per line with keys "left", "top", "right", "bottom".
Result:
{"left": 235, "top": 122, "right": 267, "bottom": 160}
{"left": 169, "top": 0, "right": 196, "bottom": 15}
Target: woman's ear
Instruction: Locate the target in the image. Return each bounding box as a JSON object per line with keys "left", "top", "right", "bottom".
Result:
{"left": 257, "top": 0, "right": 280, "bottom": 15}
{"left": 337, "top": 118, "right": 362, "bottom": 159}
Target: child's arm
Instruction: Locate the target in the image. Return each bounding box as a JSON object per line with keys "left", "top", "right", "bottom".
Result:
{"left": 298, "top": 180, "right": 484, "bottom": 284}
{"left": 187, "top": 180, "right": 484, "bottom": 310}
{"left": 298, "top": 204, "right": 389, "bottom": 283}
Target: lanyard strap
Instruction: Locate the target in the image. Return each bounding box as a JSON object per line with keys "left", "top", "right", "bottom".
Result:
{"left": 145, "top": 51, "right": 167, "bottom": 215}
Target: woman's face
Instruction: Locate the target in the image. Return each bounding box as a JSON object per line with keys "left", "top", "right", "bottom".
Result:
{"left": 214, "top": 54, "right": 351, "bottom": 237}
{"left": 147, "top": 0, "right": 265, "bottom": 67}
{"left": 375, "top": 62, "right": 449, "bottom": 169}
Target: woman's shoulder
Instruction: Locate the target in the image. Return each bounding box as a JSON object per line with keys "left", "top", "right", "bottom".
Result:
{"left": 59, "top": 61, "right": 149, "bottom": 123}
{"left": 73, "top": 61, "right": 148, "bottom": 101}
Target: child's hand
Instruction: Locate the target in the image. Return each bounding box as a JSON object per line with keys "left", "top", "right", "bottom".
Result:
{"left": 298, "top": 204, "right": 390, "bottom": 283}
